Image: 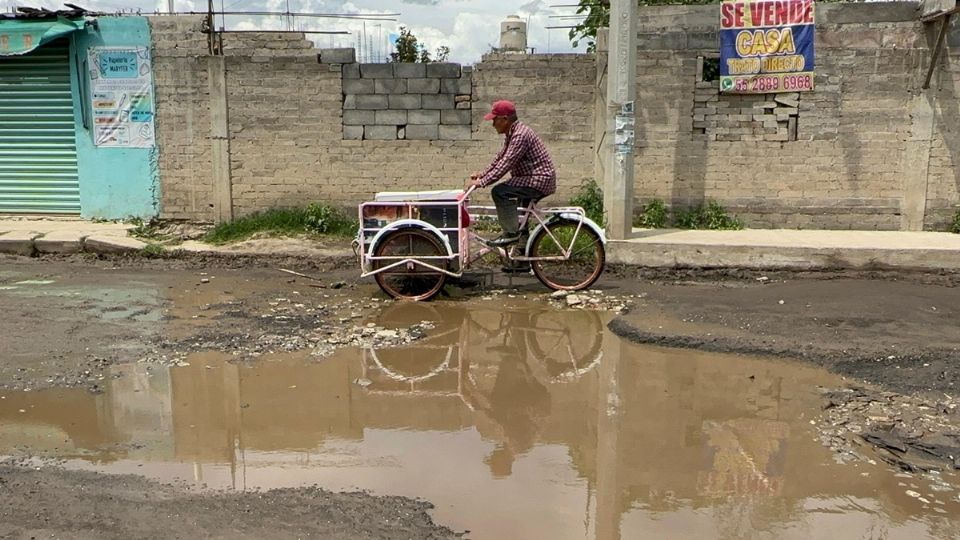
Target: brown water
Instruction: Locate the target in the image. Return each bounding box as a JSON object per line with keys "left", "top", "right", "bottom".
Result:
{"left": 2, "top": 301, "right": 958, "bottom": 539}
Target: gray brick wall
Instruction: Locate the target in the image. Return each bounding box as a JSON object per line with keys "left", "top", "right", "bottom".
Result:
{"left": 339, "top": 61, "right": 473, "bottom": 141}
{"left": 150, "top": 7, "right": 959, "bottom": 230}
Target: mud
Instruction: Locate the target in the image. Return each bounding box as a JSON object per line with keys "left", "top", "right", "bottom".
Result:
{"left": 3, "top": 255, "right": 960, "bottom": 537}
{"left": 0, "top": 459, "right": 458, "bottom": 540}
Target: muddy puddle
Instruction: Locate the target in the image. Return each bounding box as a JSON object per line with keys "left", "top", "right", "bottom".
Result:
{"left": 2, "top": 301, "right": 959, "bottom": 539}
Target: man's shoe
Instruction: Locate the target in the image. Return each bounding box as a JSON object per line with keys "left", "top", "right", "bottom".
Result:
{"left": 501, "top": 262, "right": 531, "bottom": 273}
{"left": 488, "top": 233, "right": 521, "bottom": 247}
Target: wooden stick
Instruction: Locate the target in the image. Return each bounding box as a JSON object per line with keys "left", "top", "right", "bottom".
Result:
{"left": 278, "top": 268, "right": 323, "bottom": 282}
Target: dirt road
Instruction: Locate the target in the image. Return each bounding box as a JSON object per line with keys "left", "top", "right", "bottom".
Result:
{"left": 1, "top": 254, "right": 958, "bottom": 537}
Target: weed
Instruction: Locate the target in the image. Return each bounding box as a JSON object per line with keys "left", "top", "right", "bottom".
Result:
{"left": 951, "top": 208, "right": 960, "bottom": 234}
{"left": 304, "top": 202, "right": 355, "bottom": 235}
{"left": 635, "top": 199, "right": 668, "bottom": 228}
{"left": 128, "top": 217, "right": 167, "bottom": 241}
{"left": 569, "top": 179, "right": 604, "bottom": 225}
{"left": 203, "top": 204, "right": 357, "bottom": 245}
{"left": 675, "top": 200, "right": 743, "bottom": 230}
{"left": 141, "top": 243, "right": 165, "bottom": 258}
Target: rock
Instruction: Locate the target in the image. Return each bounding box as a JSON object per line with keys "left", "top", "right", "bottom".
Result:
{"left": 566, "top": 295, "right": 582, "bottom": 306}
{"left": 551, "top": 290, "right": 571, "bottom": 299}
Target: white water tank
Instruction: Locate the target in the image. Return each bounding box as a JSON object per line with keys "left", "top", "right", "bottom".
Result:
{"left": 500, "top": 15, "right": 527, "bottom": 52}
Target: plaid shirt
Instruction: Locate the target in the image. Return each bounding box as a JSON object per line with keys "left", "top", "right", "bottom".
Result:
{"left": 478, "top": 121, "right": 556, "bottom": 195}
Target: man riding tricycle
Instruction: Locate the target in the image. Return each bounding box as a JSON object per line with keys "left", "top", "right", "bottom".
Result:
{"left": 353, "top": 100, "right": 606, "bottom": 301}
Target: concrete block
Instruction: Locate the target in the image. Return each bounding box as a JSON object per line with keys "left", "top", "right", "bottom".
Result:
{"left": 687, "top": 32, "right": 718, "bottom": 50}
{"left": 344, "top": 110, "right": 376, "bottom": 125}
{"left": 408, "top": 110, "right": 441, "bottom": 124}
{"left": 355, "top": 94, "right": 389, "bottom": 110}
{"left": 364, "top": 125, "right": 398, "bottom": 140}
{"left": 405, "top": 124, "right": 439, "bottom": 140}
{"left": 343, "top": 78, "right": 374, "bottom": 94}
{"left": 456, "top": 102, "right": 471, "bottom": 110}
{"left": 35, "top": 230, "right": 85, "bottom": 254}
{"left": 388, "top": 94, "right": 422, "bottom": 109}
{"left": 375, "top": 78, "right": 407, "bottom": 93}
{"left": 407, "top": 78, "right": 440, "bottom": 93}
{"left": 394, "top": 63, "right": 426, "bottom": 78}
{"left": 319, "top": 48, "right": 355, "bottom": 64}
{"left": 422, "top": 94, "right": 455, "bottom": 110}
{"left": 0, "top": 231, "right": 37, "bottom": 255}
{"left": 84, "top": 234, "right": 147, "bottom": 254}
{"left": 440, "top": 78, "right": 463, "bottom": 94}
{"left": 360, "top": 63, "right": 394, "bottom": 78}
{"left": 343, "top": 125, "right": 364, "bottom": 139}
{"left": 342, "top": 94, "right": 357, "bottom": 110}
{"left": 456, "top": 76, "right": 471, "bottom": 95}
{"left": 439, "top": 125, "right": 471, "bottom": 140}
{"left": 342, "top": 63, "right": 360, "bottom": 78}
{"left": 375, "top": 109, "right": 408, "bottom": 125}
{"left": 441, "top": 110, "right": 472, "bottom": 125}
{"left": 426, "top": 63, "right": 461, "bottom": 78}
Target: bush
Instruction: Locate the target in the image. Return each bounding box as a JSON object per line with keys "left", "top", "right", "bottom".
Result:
{"left": 304, "top": 202, "right": 355, "bottom": 235}
{"left": 635, "top": 199, "right": 668, "bottom": 228}
{"left": 569, "top": 179, "right": 604, "bottom": 225}
{"left": 951, "top": 208, "right": 960, "bottom": 234}
{"left": 675, "top": 200, "right": 743, "bottom": 230}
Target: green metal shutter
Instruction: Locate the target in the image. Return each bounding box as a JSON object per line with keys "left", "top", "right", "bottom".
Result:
{"left": 0, "top": 42, "right": 80, "bottom": 214}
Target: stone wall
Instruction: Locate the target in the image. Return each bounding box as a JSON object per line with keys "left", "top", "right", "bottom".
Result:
{"left": 150, "top": 15, "right": 597, "bottom": 221}
{"left": 631, "top": 2, "right": 957, "bottom": 230}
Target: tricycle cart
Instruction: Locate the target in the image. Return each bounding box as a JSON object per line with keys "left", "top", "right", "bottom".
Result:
{"left": 354, "top": 186, "right": 606, "bottom": 301}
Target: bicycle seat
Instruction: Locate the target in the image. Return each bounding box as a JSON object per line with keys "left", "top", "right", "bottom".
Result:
{"left": 520, "top": 195, "right": 546, "bottom": 209}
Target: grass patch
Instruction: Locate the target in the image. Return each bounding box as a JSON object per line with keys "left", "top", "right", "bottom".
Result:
{"left": 569, "top": 179, "right": 604, "bottom": 225}
{"left": 675, "top": 200, "right": 743, "bottom": 230}
{"left": 203, "top": 203, "right": 357, "bottom": 245}
{"left": 951, "top": 208, "right": 960, "bottom": 234}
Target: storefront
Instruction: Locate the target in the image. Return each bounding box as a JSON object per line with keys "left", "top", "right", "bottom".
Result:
{"left": 0, "top": 12, "right": 158, "bottom": 218}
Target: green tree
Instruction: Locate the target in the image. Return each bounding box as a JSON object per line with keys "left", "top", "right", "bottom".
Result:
{"left": 391, "top": 27, "right": 422, "bottom": 62}
{"left": 390, "top": 27, "right": 450, "bottom": 63}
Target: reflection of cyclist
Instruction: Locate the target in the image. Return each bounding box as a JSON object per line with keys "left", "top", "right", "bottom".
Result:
{"left": 477, "top": 311, "right": 552, "bottom": 477}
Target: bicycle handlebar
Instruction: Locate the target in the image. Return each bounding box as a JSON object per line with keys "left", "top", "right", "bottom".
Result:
{"left": 459, "top": 184, "right": 477, "bottom": 201}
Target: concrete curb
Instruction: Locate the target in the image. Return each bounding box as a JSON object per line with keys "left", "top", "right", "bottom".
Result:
{"left": 607, "top": 242, "right": 960, "bottom": 271}
{"left": 83, "top": 234, "right": 148, "bottom": 254}
{"left": 0, "top": 231, "right": 40, "bottom": 256}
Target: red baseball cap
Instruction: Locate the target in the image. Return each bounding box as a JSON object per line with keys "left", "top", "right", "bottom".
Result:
{"left": 483, "top": 100, "right": 516, "bottom": 120}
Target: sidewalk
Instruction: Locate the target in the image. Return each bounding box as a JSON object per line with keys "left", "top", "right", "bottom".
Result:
{"left": 3, "top": 217, "right": 960, "bottom": 271}
{"left": 607, "top": 228, "right": 960, "bottom": 271}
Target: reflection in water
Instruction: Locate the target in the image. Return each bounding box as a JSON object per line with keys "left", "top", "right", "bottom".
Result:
{"left": 1, "top": 301, "right": 958, "bottom": 539}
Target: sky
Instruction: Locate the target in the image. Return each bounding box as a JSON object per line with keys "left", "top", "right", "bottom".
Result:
{"left": 0, "top": 0, "right": 590, "bottom": 63}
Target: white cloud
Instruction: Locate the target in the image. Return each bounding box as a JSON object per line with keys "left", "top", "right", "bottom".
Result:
{"left": 0, "top": 0, "right": 588, "bottom": 63}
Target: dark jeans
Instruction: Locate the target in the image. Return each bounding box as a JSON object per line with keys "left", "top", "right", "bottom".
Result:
{"left": 491, "top": 184, "right": 545, "bottom": 236}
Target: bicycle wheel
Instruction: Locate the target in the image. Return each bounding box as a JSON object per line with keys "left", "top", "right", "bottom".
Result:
{"left": 529, "top": 219, "right": 605, "bottom": 290}
{"left": 373, "top": 229, "right": 448, "bottom": 301}
{"left": 527, "top": 310, "right": 603, "bottom": 382}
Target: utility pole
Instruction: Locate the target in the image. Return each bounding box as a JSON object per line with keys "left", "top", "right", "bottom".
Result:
{"left": 603, "top": 0, "right": 637, "bottom": 240}
{"left": 167, "top": 0, "right": 174, "bottom": 14}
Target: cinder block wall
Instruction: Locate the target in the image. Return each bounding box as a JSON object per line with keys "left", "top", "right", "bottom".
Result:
{"left": 151, "top": 15, "right": 596, "bottom": 220}
{"left": 633, "top": 2, "right": 957, "bottom": 230}
{"left": 341, "top": 62, "right": 474, "bottom": 141}
{"left": 150, "top": 16, "right": 213, "bottom": 219}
